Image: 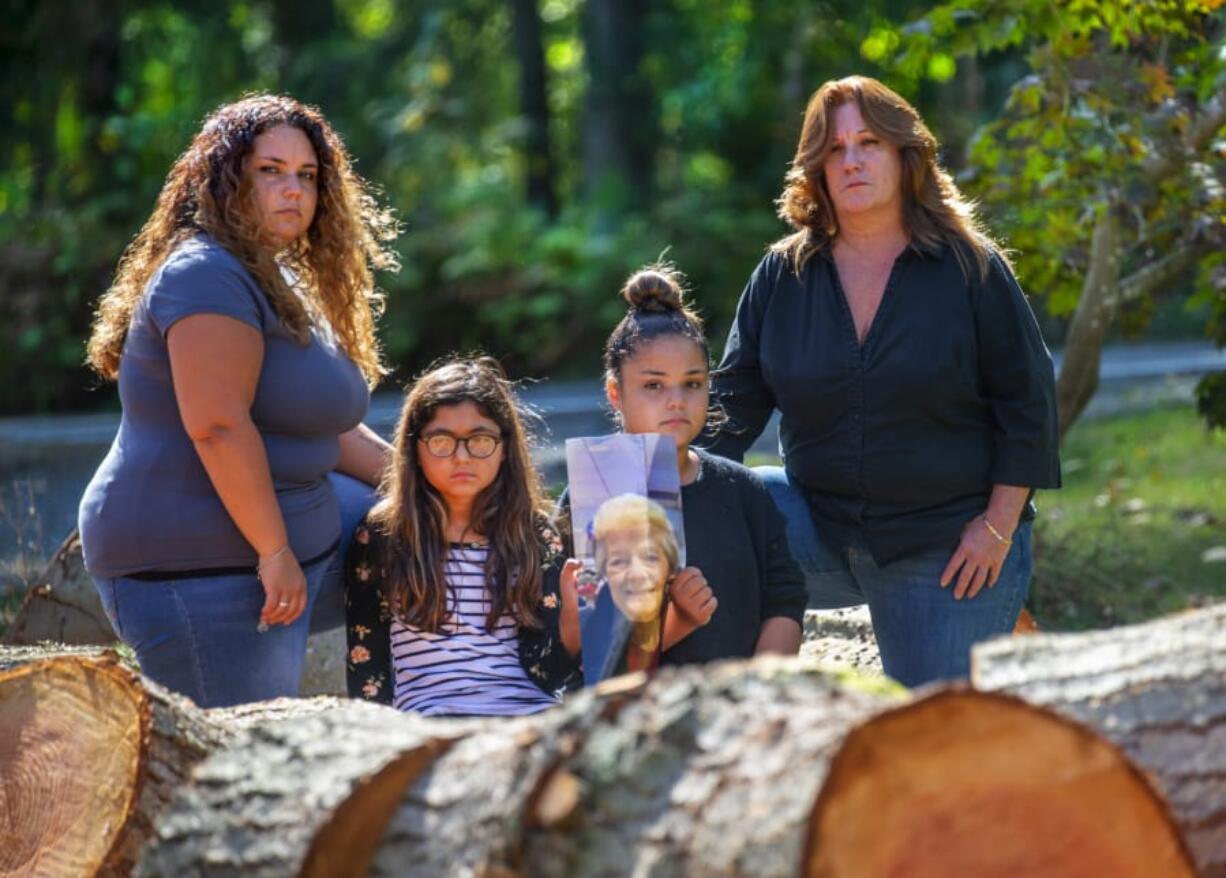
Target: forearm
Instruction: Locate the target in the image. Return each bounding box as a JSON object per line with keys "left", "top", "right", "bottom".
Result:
{"left": 336, "top": 423, "right": 392, "bottom": 486}
{"left": 191, "top": 417, "right": 288, "bottom": 556}
{"left": 754, "top": 617, "right": 802, "bottom": 656}
{"left": 984, "top": 484, "right": 1031, "bottom": 538}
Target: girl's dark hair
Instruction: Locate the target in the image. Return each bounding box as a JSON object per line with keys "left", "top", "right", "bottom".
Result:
{"left": 603, "top": 263, "right": 710, "bottom": 382}
{"left": 370, "top": 355, "right": 548, "bottom": 633}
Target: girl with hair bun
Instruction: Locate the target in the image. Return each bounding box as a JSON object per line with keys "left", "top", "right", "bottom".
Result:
{"left": 547, "top": 263, "right": 807, "bottom": 671}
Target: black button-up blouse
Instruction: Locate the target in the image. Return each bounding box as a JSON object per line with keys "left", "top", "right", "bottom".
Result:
{"left": 706, "top": 244, "right": 1061, "bottom": 566}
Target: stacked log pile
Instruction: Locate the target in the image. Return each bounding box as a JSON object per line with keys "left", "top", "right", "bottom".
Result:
{"left": 2, "top": 610, "right": 1216, "bottom": 878}
{"left": 0, "top": 534, "right": 1219, "bottom": 875}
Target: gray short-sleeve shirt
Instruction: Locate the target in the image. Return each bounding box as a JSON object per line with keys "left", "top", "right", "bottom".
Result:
{"left": 79, "top": 235, "right": 370, "bottom": 577}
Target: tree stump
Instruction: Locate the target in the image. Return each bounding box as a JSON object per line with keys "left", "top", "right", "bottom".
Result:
{"left": 973, "top": 602, "right": 1226, "bottom": 877}
{"left": 0, "top": 648, "right": 226, "bottom": 878}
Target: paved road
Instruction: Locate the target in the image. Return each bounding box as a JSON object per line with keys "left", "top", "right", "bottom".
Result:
{"left": 1, "top": 340, "right": 1223, "bottom": 569}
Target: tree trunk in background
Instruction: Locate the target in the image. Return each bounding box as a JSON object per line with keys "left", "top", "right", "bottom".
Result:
{"left": 581, "top": 0, "right": 655, "bottom": 214}
{"left": 509, "top": 0, "right": 557, "bottom": 218}
{"left": 1056, "top": 205, "right": 1121, "bottom": 437}
{"left": 973, "top": 603, "right": 1226, "bottom": 878}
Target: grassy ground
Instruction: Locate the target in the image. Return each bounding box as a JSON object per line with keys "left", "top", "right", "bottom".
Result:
{"left": 749, "top": 403, "right": 1226, "bottom": 631}
{"left": 1031, "top": 404, "right": 1226, "bottom": 630}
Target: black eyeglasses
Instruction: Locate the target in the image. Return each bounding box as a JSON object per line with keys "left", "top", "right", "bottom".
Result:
{"left": 417, "top": 432, "right": 503, "bottom": 459}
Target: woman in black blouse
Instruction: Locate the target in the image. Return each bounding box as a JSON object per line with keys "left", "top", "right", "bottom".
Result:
{"left": 707, "top": 75, "right": 1060, "bottom": 687}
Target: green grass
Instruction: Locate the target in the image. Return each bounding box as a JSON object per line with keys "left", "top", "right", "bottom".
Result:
{"left": 1032, "top": 404, "right": 1226, "bottom": 630}
{"left": 750, "top": 404, "right": 1226, "bottom": 631}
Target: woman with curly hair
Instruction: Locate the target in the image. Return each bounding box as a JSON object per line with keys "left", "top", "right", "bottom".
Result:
{"left": 706, "top": 76, "right": 1061, "bottom": 687}
{"left": 79, "top": 94, "right": 399, "bottom": 707}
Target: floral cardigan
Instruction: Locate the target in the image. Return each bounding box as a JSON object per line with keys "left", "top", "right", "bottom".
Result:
{"left": 344, "top": 515, "right": 582, "bottom": 705}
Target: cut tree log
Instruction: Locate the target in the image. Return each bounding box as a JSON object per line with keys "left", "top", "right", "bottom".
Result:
{"left": 136, "top": 701, "right": 458, "bottom": 878}
{"left": 519, "top": 659, "right": 1194, "bottom": 877}
{"left": 973, "top": 601, "right": 1226, "bottom": 877}
{"left": 807, "top": 688, "right": 1194, "bottom": 877}
{"left": 0, "top": 648, "right": 227, "bottom": 878}
{"left": 0, "top": 647, "right": 1200, "bottom": 877}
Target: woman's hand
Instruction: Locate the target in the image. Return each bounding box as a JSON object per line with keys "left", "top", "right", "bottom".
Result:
{"left": 558, "top": 559, "right": 582, "bottom": 656}
{"left": 940, "top": 515, "right": 1013, "bottom": 600}
{"left": 258, "top": 548, "right": 308, "bottom": 627}
{"left": 669, "top": 567, "right": 718, "bottom": 628}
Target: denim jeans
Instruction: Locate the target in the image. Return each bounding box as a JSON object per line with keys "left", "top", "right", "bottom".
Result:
{"left": 756, "top": 466, "right": 1032, "bottom": 688}
{"left": 92, "top": 472, "right": 376, "bottom": 707}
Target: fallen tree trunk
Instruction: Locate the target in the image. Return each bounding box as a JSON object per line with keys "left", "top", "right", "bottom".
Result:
{"left": 973, "top": 602, "right": 1226, "bottom": 877}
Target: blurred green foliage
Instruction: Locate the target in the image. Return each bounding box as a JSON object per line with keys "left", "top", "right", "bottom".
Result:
{"left": 2, "top": 0, "right": 1220, "bottom": 415}
{"left": 0, "top": 0, "right": 1019, "bottom": 412}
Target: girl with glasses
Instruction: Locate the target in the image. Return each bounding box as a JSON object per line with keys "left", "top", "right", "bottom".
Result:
{"left": 344, "top": 356, "right": 579, "bottom": 715}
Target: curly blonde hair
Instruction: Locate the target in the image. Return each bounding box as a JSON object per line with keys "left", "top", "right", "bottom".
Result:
{"left": 774, "top": 75, "right": 1004, "bottom": 280}
{"left": 86, "top": 93, "right": 399, "bottom": 385}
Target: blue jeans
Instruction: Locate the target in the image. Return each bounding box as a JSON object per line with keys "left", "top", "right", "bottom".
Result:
{"left": 757, "top": 466, "right": 1032, "bottom": 688}
{"left": 92, "top": 472, "right": 376, "bottom": 707}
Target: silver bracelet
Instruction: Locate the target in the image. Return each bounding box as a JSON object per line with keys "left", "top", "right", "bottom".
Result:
{"left": 257, "top": 544, "right": 292, "bottom": 571}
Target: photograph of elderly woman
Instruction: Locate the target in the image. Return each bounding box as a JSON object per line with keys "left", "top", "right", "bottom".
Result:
{"left": 565, "top": 434, "right": 684, "bottom": 683}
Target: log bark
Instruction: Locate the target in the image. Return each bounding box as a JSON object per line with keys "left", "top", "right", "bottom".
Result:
{"left": 367, "top": 694, "right": 605, "bottom": 878}
{"left": 973, "top": 602, "right": 1226, "bottom": 877}
{"left": 136, "top": 702, "right": 457, "bottom": 878}
{"left": 0, "top": 649, "right": 227, "bottom": 878}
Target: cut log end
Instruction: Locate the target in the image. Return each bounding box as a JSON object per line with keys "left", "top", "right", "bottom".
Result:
{"left": 805, "top": 689, "right": 1197, "bottom": 878}
{"left": 0, "top": 655, "right": 148, "bottom": 877}
{"left": 301, "top": 740, "right": 450, "bottom": 878}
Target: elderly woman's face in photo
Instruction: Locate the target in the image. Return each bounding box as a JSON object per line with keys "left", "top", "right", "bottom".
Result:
{"left": 245, "top": 124, "right": 319, "bottom": 248}
{"left": 822, "top": 102, "right": 903, "bottom": 220}
{"left": 601, "top": 524, "right": 669, "bottom": 624}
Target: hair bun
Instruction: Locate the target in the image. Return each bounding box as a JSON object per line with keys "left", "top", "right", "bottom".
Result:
{"left": 620, "top": 266, "right": 685, "bottom": 313}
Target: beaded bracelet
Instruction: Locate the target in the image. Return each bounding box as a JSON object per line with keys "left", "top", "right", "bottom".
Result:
{"left": 980, "top": 515, "right": 1012, "bottom": 546}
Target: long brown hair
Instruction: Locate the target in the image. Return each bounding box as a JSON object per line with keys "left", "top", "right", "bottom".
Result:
{"left": 774, "top": 75, "right": 1003, "bottom": 279}
{"left": 86, "top": 93, "right": 398, "bottom": 385}
{"left": 371, "top": 356, "right": 548, "bottom": 632}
